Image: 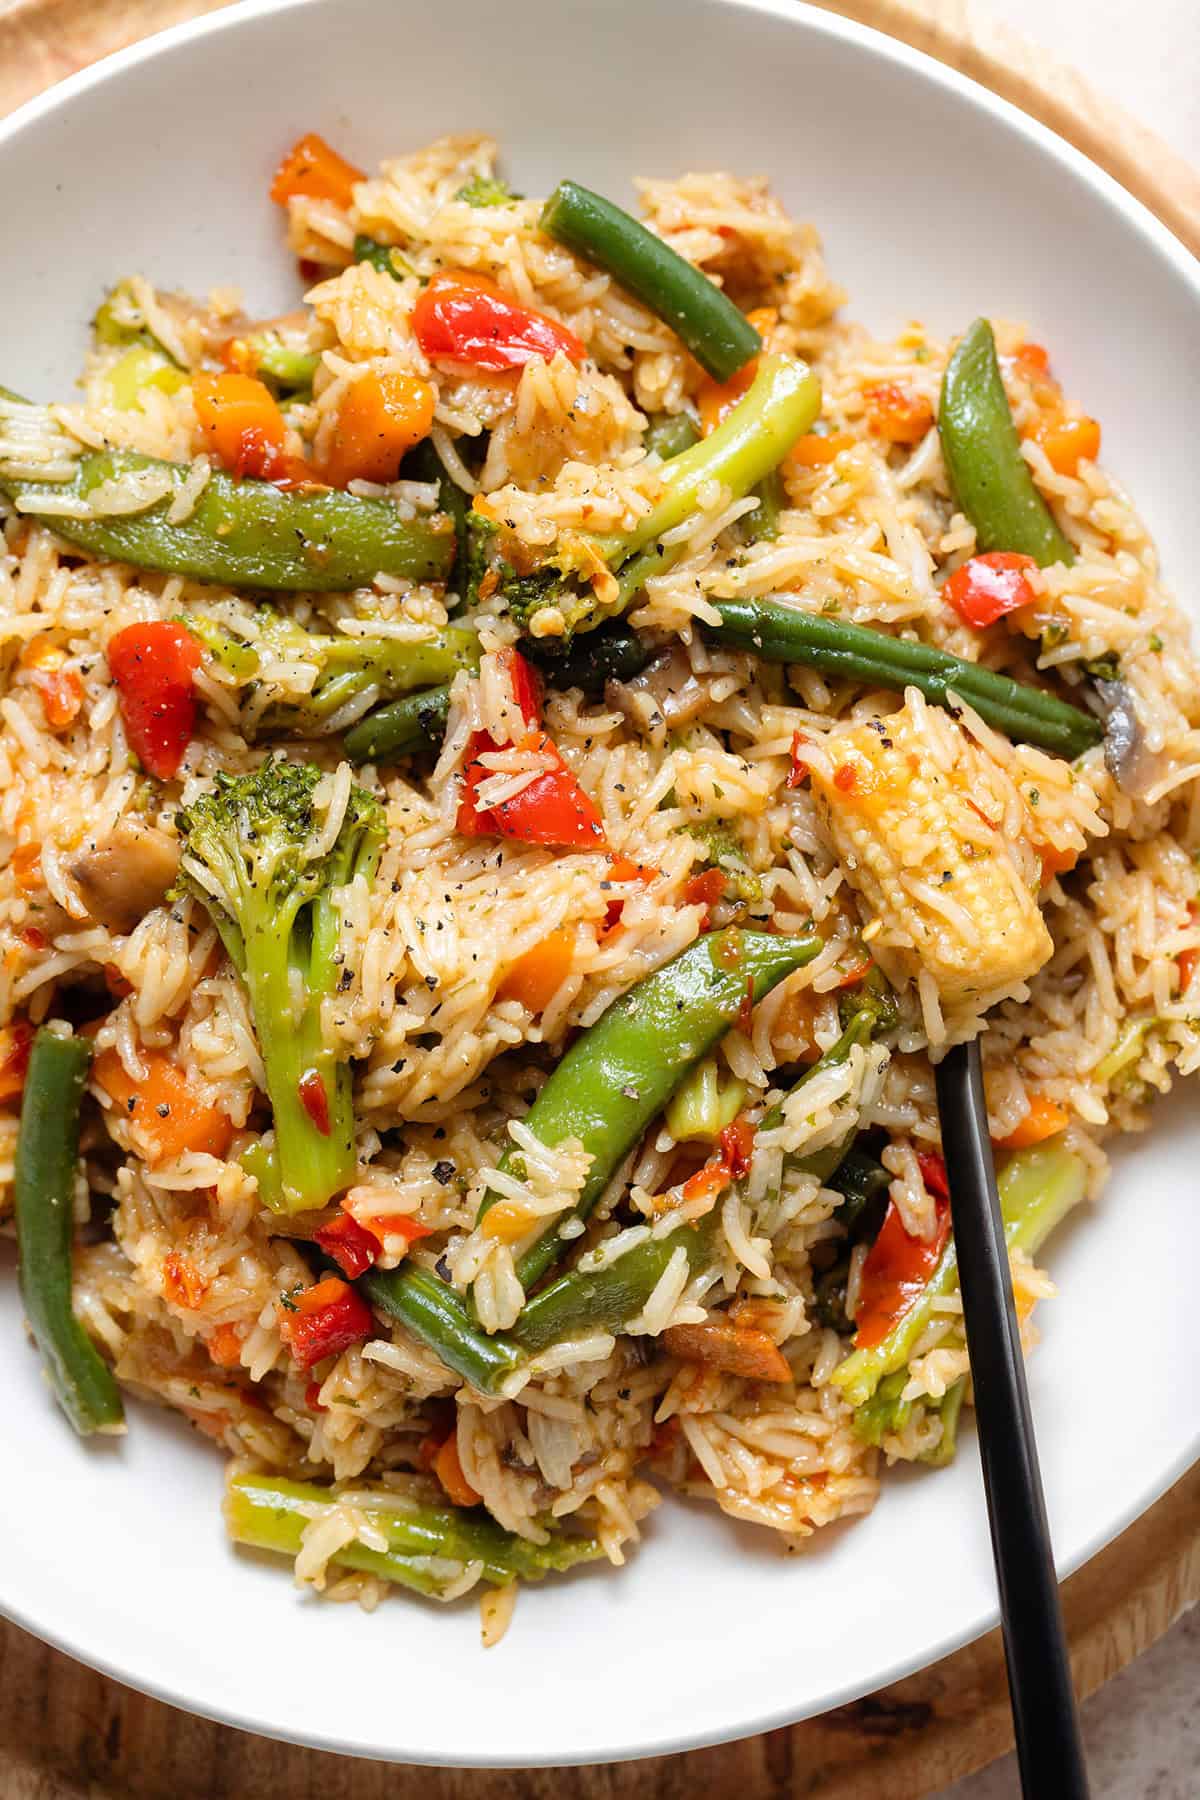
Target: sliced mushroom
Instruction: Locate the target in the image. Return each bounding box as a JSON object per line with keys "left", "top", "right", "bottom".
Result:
{"left": 605, "top": 646, "right": 710, "bottom": 744}
{"left": 68, "top": 818, "right": 180, "bottom": 936}
{"left": 1093, "top": 678, "right": 1169, "bottom": 800}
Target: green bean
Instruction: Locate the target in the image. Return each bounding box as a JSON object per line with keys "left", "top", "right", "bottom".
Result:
{"left": 0, "top": 391, "right": 455, "bottom": 592}
{"left": 225, "top": 1470, "right": 603, "bottom": 1598}
{"left": 494, "top": 925, "right": 823, "bottom": 1289}
{"left": 358, "top": 1263, "right": 524, "bottom": 1393}
{"left": 541, "top": 180, "right": 762, "bottom": 382}
{"left": 707, "top": 596, "right": 1101, "bottom": 758}
{"left": 14, "top": 1029, "right": 124, "bottom": 1436}
{"left": 343, "top": 684, "right": 452, "bottom": 763}
{"left": 939, "top": 318, "right": 1075, "bottom": 567}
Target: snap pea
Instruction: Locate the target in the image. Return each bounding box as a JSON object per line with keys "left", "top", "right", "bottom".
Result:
{"left": 939, "top": 318, "right": 1075, "bottom": 567}
{"left": 14, "top": 1029, "right": 124, "bottom": 1436}
{"left": 355, "top": 927, "right": 819, "bottom": 1385}
{"left": 225, "top": 1470, "right": 603, "bottom": 1598}
{"left": 541, "top": 180, "right": 761, "bottom": 381}
{"left": 0, "top": 390, "right": 455, "bottom": 592}
{"left": 511, "top": 1216, "right": 717, "bottom": 1354}
{"left": 491, "top": 925, "right": 823, "bottom": 1290}
{"left": 707, "top": 596, "right": 1101, "bottom": 758}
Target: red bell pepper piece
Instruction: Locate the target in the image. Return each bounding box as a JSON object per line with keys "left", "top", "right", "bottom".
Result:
{"left": 412, "top": 270, "right": 586, "bottom": 372}
{"left": 915, "top": 1149, "right": 950, "bottom": 1202}
{"left": 458, "top": 729, "right": 607, "bottom": 849}
{"left": 314, "top": 1212, "right": 379, "bottom": 1280}
{"left": 278, "top": 1277, "right": 373, "bottom": 1371}
{"left": 106, "top": 621, "right": 202, "bottom": 780}
{"left": 854, "top": 1190, "right": 951, "bottom": 1349}
{"left": 942, "top": 552, "right": 1039, "bottom": 629}
{"left": 298, "top": 1068, "right": 332, "bottom": 1136}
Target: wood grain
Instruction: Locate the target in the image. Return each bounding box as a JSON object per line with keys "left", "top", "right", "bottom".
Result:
{"left": 0, "top": 0, "right": 1196, "bottom": 1792}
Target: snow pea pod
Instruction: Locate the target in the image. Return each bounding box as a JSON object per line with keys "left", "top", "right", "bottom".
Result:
{"left": 492, "top": 925, "right": 823, "bottom": 1289}
{"left": 0, "top": 390, "right": 455, "bottom": 592}
{"left": 938, "top": 318, "right": 1075, "bottom": 568}
{"left": 14, "top": 1030, "right": 124, "bottom": 1436}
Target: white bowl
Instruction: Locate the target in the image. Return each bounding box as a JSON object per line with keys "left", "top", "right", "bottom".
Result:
{"left": 1, "top": 0, "right": 1197, "bottom": 1766}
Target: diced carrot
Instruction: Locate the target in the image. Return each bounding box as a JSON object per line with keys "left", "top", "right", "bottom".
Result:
{"left": 11, "top": 844, "right": 42, "bottom": 892}
{"left": 0, "top": 1019, "right": 33, "bottom": 1105}
{"left": 163, "top": 1251, "right": 209, "bottom": 1310}
{"left": 33, "top": 666, "right": 84, "bottom": 730}
{"left": 497, "top": 926, "right": 578, "bottom": 1015}
{"left": 269, "top": 131, "right": 364, "bottom": 210}
{"left": 320, "top": 371, "right": 436, "bottom": 487}
{"left": 995, "top": 1094, "right": 1070, "bottom": 1149}
{"left": 207, "top": 1323, "right": 245, "bottom": 1368}
{"left": 662, "top": 1319, "right": 792, "bottom": 1383}
{"left": 93, "top": 1046, "right": 234, "bottom": 1165}
{"left": 1039, "top": 844, "right": 1079, "bottom": 887}
{"left": 1030, "top": 414, "right": 1101, "bottom": 477}
{"left": 790, "top": 430, "right": 854, "bottom": 468}
{"left": 863, "top": 383, "right": 934, "bottom": 444}
{"left": 192, "top": 372, "right": 304, "bottom": 484}
{"left": 433, "top": 1430, "right": 481, "bottom": 1507}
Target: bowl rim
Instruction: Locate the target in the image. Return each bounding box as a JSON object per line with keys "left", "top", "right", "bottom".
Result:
{"left": 0, "top": 0, "right": 1197, "bottom": 1766}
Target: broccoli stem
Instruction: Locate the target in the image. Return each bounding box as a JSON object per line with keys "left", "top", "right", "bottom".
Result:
{"left": 832, "top": 1139, "right": 1087, "bottom": 1409}
{"left": 224, "top": 1470, "right": 604, "bottom": 1598}
{"left": 591, "top": 353, "right": 819, "bottom": 592}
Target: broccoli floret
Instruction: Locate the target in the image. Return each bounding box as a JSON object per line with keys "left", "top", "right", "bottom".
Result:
{"left": 683, "top": 821, "right": 763, "bottom": 902}
{"left": 175, "top": 759, "right": 385, "bottom": 1212}
{"left": 454, "top": 175, "right": 522, "bottom": 208}
{"left": 474, "top": 353, "right": 819, "bottom": 639}
{"left": 195, "top": 607, "right": 479, "bottom": 738}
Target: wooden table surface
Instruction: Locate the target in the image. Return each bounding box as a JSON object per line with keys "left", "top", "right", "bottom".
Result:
{"left": 0, "top": 1, "right": 1196, "bottom": 1794}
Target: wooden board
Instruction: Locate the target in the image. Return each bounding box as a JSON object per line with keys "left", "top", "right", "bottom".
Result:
{"left": 0, "top": 0, "right": 1196, "bottom": 1792}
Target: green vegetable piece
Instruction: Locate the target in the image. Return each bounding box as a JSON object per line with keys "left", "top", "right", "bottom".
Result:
{"left": 0, "top": 389, "right": 455, "bottom": 593}
{"left": 852, "top": 1367, "right": 966, "bottom": 1467}
{"left": 343, "top": 683, "right": 452, "bottom": 764}
{"left": 108, "top": 345, "right": 187, "bottom": 410}
{"left": 239, "top": 331, "right": 321, "bottom": 395}
{"left": 494, "top": 925, "right": 824, "bottom": 1289}
{"left": 359, "top": 1263, "right": 524, "bottom": 1393}
{"left": 176, "top": 761, "right": 385, "bottom": 1212}
{"left": 541, "top": 180, "right": 762, "bottom": 382}
{"left": 1092, "top": 1014, "right": 1153, "bottom": 1084}
{"left": 185, "top": 615, "right": 261, "bottom": 683}
{"left": 224, "top": 1470, "right": 603, "bottom": 1598}
{"left": 402, "top": 439, "right": 473, "bottom": 602}
{"left": 664, "top": 1054, "right": 746, "bottom": 1142}
{"left": 521, "top": 621, "right": 651, "bottom": 697}
{"left": 707, "top": 596, "right": 1102, "bottom": 759}
{"left": 832, "top": 1139, "right": 1088, "bottom": 1408}
{"left": 352, "top": 236, "right": 415, "bottom": 280}
{"left": 229, "top": 609, "right": 479, "bottom": 738}
{"left": 511, "top": 1216, "right": 717, "bottom": 1355}
{"left": 683, "top": 820, "right": 763, "bottom": 903}
{"left": 746, "top": 466, "right": 785, "bottom": 544}
{"left": 492, "top": 354, "right": 818, "bottom": 636}
{"left": 644, "top": 412, "right": 701, "bottom": 461}
{"left": 455, "top": 175, "right": 522, "bottom": 208}
{"left": 15, "top": 1030, "right": 124, "bottom": 1436}
{"left": 939, "top": 318, "right": 1075, "bottom": 568}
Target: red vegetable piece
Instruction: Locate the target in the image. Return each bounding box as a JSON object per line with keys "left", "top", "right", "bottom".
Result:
{"left": 278, "top": 1277, "right": 373, "bottom": 1371}
{"left": 457, "top": 729, "right": 607, "bottom": 849}
{"left": 298, "top": 1068, "right": 332, "bottom": 1136}
{"left": 107, "top": 622, "right": 202, "bottom": 779}
{"left": 719, "top": 1115, "right": 756, "bottom": 1180}
{"left": 314, "top": 1211, "right": 379, "bottom": 1279}
{"left": 853, "top": 1191, "right": 952, "bottom": 1350}
{"left": 915, "top": 1150, "right": 950, "bottom": 1202}
{"left": 411, "top": 270, "right": 586, "bottom": 372}
{"left": 942, "top": 552, "right": 1039, "bottom": 629}
{"left": 500, "top": 646, "right": 543, "bottom": 729}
